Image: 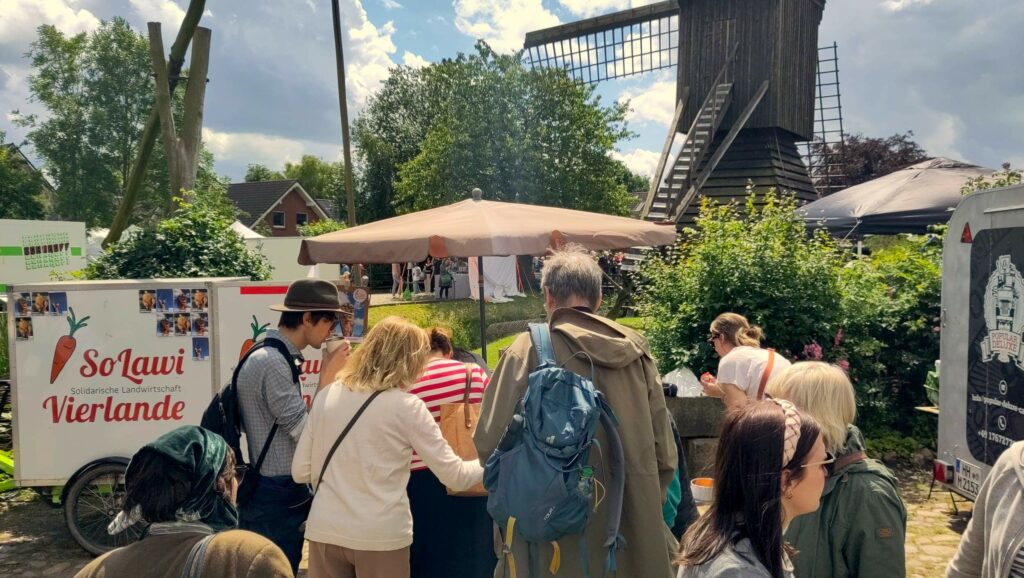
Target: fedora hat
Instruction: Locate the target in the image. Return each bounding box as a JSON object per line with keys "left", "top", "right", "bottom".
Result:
{"left": 269, "top": 279, "right": 344, "bottom": 312}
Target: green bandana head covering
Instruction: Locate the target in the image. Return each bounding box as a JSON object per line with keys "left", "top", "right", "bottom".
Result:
{"left": 109, "top": 426, "right": 238, "bottom": 534}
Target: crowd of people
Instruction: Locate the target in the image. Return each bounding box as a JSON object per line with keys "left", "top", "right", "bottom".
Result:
{"left": 75, "top": 246, "right": 1014, "bottom": 578}
{"left": 391, "top": 257, "right": 460, "bottom": 299}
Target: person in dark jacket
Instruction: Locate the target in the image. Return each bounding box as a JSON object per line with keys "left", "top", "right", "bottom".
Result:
{"left": 767, "top": 362, "right": 907, "bottom": 578}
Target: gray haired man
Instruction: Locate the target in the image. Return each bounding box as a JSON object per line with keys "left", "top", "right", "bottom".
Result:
{"left": 474, "top": 245, "right": 680, "bottom": 577}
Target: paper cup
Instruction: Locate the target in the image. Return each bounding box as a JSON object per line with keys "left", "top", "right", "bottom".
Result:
{"left": 324, "top": 337, "right": 347, "bottom": 355}
{"left": 690, "top": 477, "right": 714, "bottom": 503}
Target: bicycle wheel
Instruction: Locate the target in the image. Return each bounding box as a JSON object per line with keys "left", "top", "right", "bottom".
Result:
{"left": 64, "top": 462, "right": 144, "bottom": 555}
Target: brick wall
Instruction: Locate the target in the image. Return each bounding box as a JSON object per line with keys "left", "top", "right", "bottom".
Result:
{"left": 260, "top": 188, "right": 322, "bottom": 237}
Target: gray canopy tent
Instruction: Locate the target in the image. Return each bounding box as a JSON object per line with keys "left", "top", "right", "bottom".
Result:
{"left": 298, "top": 189, "right": 677, "bottom": 363}
{"left": 799, "top": 158, "right": 995, "bottom": 236}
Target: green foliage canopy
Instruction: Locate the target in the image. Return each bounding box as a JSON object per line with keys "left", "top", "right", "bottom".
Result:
{"left": 12, "top": 18, "right": 218, "bottom": 227}
{"left": 88, "top": 188, "right": 271, "bottom": 281}
{"left": 298, "top": 218, "right": 347, "bottom": 237}
{"left": 0, "top": 132, "right": 47, "bottom": 219}
{"left": 354, "top": 42, "right": 636, "bottom": 221}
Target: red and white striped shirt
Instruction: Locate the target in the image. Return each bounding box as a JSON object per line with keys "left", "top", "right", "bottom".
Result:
{"left": 407, "top": 357, "right": 489, "bottom": 471}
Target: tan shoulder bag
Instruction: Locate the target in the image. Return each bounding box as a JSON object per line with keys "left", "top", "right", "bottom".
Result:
{"left": 439, "top": 364, "right": 487, "bottom": 496}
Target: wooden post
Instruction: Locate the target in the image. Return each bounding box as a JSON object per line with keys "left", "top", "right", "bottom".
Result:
{"left": 105, "top": 0, "right": 208, "bottom": 248}
{"left": 148, "top": 23, "right": 211, "bottom": 197}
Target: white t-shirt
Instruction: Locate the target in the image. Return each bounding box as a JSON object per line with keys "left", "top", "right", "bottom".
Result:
{"left": 717, "top": 346, "right": 792, "bottom": 401}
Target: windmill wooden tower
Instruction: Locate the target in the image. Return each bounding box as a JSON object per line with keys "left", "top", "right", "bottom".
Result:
{"left": 524, "top": 0, "right": 833, "bottom": 245}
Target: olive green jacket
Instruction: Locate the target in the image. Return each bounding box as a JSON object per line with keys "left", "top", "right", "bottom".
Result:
{"left": 786, "top": 425, "right": 907, "bottom": 578}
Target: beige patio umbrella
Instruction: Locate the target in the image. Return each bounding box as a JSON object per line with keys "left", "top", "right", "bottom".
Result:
{"left": 298, "top": 189, "right": 677, "bottom": 362}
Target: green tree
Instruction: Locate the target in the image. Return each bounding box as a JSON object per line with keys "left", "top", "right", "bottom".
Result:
{"left": 636, "top": 190, "right": 844, "bottom": 375}
{"left": 0, "top": 132, "right": 47, "bottom": 219}
{"left": 354, "top": 42, "right": 634, "bottom": 220}
{"left": 283, "top": 155, "right": 345, "bottom": 218}
{"left": 612, "top": 160, "right": 649, "bottom": 193}
{"left": 11, "top": 19, "right": 217, "bottom": 227}
{"left": 244, "top": 163, "right": 284, "bottom": 182}
{"left": 88, "top": 187, "right": 271, "bottom": 280}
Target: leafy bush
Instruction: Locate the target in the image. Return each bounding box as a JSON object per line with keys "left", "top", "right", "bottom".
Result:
{"left": 88, "top": 188, "right": 272, "bottom": 280}
{"left": 635, "top": 189, "right": 942, "bottom": 443}
{"left": 298, "top": 218, "right": 347, "bottom": 237}
{"left": 636, "top": 190, "right": 843, "bottom": 376}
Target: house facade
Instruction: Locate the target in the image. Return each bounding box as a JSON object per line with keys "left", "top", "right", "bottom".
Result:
{"left": 227, "top": 180, "right": 334, "bottom": 237}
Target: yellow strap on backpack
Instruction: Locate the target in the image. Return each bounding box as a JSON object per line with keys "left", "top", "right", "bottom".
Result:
{"left": 504, "top": 517, "right": 517, "bottom": 578}
{"left": 549, "top": 541, "right": 561, "bottom": 574}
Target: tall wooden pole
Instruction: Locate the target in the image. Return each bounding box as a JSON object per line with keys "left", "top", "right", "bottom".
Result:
{"left": 331, "top": 0, "right": 357, "bottom": 228}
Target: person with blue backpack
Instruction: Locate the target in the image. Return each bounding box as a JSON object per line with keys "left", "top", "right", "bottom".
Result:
{"left": 475, "top": 245, "right": 679, "bottom": 578}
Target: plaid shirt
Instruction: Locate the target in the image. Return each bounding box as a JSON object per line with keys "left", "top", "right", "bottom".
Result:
{"left": 237, "top": 330, "right": 307, "bottom": 477}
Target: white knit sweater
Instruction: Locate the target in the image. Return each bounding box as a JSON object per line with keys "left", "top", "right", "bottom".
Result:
{"left": 292, "top": 383, "right": 484, "bottom": 551}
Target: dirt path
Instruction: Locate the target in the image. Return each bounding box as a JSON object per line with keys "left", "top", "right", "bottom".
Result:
{"left": 0, "top": 463, "right": 972, "bottom": 577}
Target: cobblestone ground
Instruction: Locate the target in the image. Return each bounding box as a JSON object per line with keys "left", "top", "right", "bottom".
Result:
{"left": 0, "top": 464, "right": 970, "bottom": 577}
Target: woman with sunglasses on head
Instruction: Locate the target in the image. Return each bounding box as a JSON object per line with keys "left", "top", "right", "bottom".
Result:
{"left": 766, "top": 362, "right": 906, "bottom": 578}
{"left": 702, "top": 312, "right": 792, "bottom": 409}
{"left": 677, "top": 399, "right": 830, "bottom": 578}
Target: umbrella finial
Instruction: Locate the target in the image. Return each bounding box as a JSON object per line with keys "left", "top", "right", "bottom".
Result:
{"left": 471, "top": 187, "right": 483, "bottom": 201}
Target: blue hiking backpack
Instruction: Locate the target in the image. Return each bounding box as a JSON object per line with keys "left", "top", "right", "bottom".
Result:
{"left": 484, "top": 323, "right": 626, "bottom": 577}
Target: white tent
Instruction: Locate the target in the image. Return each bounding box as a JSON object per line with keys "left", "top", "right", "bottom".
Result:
{"left": 231, "top": 220, "right": 264, "bottom": 239}
{"left": 468, "top": 256, "right": 525, "bottom": 302}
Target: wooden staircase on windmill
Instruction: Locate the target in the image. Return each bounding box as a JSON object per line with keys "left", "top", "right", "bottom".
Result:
{"left": 622, "top": 52, "right": 770, "bottom": 272}
{"left": 620, "top": 82, "right": 733, "bottom": 272}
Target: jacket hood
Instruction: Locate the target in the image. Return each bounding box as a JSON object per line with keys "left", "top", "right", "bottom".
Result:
{"left": 549, "top": 308, "right": 648, "bottom": 369}
{"left": 821, "top": 425, "right": 899, "bottom": 496}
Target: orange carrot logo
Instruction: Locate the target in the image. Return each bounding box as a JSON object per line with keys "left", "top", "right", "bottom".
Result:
{"left": 239, "top": 315, "right": 270, "bottom": 360}
{"left": 51, "top": 307, "right": 90, "bottom": 384}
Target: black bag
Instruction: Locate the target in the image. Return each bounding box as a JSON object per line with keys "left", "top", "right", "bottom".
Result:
{"left": 200, "top": 338, "right": 300, "bottom": 506}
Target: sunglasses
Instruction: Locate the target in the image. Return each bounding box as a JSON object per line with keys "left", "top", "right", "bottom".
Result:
{"left": 233, "top": 464, "right": 249, "bottom": 482}
{"left": 802, "top": 451, "right": 836, "bottom": 470}
{"left": 707, "top": 332, "right": 721, "bottom": 344}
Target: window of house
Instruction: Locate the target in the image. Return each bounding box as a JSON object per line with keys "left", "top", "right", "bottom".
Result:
{"left": 296, "top": 212, "right": 308, "bottom": 226}
{"left": 271, "top": 211, "right": 285, "bottom": 228}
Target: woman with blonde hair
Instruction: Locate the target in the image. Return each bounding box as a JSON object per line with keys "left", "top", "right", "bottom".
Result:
{"left": 701, "top": 312, "right": 792, "bottom": 409}
{"left": 766, "top": 362, "right": 906, "bottom": 578}
{"left": 293, "top": 316, "right": 483, "bottom": 578}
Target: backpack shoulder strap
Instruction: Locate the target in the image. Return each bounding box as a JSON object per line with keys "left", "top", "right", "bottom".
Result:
{"left": 181, "top": 533, "right": 216, "bottom": 578}
{"left": 259, "top": 337, "right": 301, "bottom": 384}
{"left": 527, "top": 323, "right": 556, "bottom": 366}
{"left": 756, "top": 348, "right": 776, "bottom": 401}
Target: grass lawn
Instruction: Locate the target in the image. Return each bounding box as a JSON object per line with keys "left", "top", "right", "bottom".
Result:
{"left": 471, "top": 333, "right": 520, "bottom": 370}
{"left": 369, "top": 295, "right": 545, "bottom": 350}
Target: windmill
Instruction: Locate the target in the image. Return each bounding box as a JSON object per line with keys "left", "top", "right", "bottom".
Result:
{"left": 523, "top": 0, "right": 845, "bottom": 268}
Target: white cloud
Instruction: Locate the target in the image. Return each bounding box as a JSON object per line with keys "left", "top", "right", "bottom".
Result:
{"left": 453, "top": 0, "right": 559, "bottom": 53}
{"left": 202, "top": 127, "right": 340, "bottom": 174}
{"left": 402, "top": 51, "right": 429, "bottom": 68}
{"left": 556, "top": 0, "right": 659, "bottom": 19}
{"left": 381, "top": 0, "right": 402, "bottom": 9}
{"left": 0, "top": 0, "right": 100, "bottom": 50}
{"left": 883, "top": 0, "right": 937, "bottom": 12}
{"left": 618, "top": 73, "right": 675, "bottom": 127}
{"left": 612, "top": 147, "right": 660, "bottom": 178}
{"left": 129, "top": 0, "right": 186, "bottom": 27}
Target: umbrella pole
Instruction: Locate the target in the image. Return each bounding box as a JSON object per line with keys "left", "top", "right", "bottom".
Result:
{"left": 477, "top": 256, "right": 487, "bottom": 366}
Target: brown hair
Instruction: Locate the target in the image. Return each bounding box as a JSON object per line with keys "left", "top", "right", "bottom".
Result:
{"left": 676, "top": 401, "right": 820, "bottom": 578}
{"left": 428, "top": 327, "right": 453, "bottom": 356}
{"left": 711, "top": 312, "right": 764, "bottom": 347}
{"left": 123, "top": 449, "right": 235, "bottom": 522}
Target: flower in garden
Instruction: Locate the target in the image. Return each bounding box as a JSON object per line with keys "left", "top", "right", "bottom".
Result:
{"left": 836, "top": 359, "right": 850, "bottom": 372}
{"left": 834, "top": 328, "right": 845, "bottom": 347}
{"left": 803, "top": 341, "right": 823, "bottom": 360}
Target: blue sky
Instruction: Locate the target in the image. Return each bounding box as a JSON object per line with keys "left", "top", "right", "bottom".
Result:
{"left": 2, "top": 0, "right": 1023, "bottom": 184}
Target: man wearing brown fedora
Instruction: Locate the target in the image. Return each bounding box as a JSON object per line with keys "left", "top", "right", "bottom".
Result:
{"left": 236, "top": 279, "right": 349, "bottom": 574}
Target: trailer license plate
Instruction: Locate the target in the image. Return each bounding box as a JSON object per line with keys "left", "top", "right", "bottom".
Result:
{"left": 955, "top": 458, "right": 981, "bottom": 497}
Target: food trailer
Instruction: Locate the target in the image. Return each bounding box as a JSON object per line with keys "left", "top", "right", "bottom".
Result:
{"left": 5, "top": 278, "right": 369, "bottom": 554}
{"left": 935, "top": 184, "right": 1024, "bottom": 499}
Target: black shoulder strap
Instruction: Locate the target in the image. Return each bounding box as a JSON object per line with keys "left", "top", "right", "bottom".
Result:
{"left": 233, "top": 337, "right": 299, "bottom": 473}
{"left": 312, "top": 390, "right": 384, "bottom": 495}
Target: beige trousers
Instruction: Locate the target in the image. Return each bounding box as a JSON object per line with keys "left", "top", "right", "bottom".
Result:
{"left": 307, "top": 541, "right": 410, "bottom": 578}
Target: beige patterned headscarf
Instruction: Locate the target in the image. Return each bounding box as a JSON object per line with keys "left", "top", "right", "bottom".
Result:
{"left": 768, "top": 398, "right": 802, "bottom": 466}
